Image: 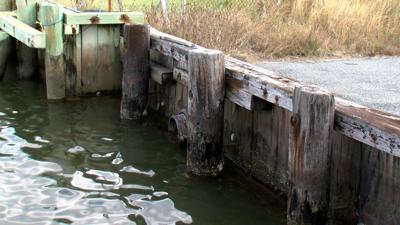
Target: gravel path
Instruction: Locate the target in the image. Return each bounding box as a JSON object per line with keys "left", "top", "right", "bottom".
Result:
{"left": 258, "top": 57, "right": 400, "bottom": 116}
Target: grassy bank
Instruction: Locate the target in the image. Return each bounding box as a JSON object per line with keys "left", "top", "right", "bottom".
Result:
{"left": 58, "top": 0, "right": 400, "bottom": 60}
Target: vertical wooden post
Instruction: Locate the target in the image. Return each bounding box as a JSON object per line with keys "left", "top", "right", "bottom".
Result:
{"left": 121, "top": 24, "right": 150, "bottom": 119}
{"left": 108, "top": 0, "right": 112, "bottom": 12}
{"left": 0, "top": 0, "right": 12, "bottom": 79}
{"left": 288, "top": 86, "right": 335, "bottom": 225}
{"left": 15, "top": 0, "right": 38, "bottom": 79}
{"left": 38, "top": 2, "right": 65, "bottom": 100}
{"left": 0, "top": 32, "right": 11, "bottom": 80}
{"left": 187, "top": 49, "right": 225, "bottom": 176}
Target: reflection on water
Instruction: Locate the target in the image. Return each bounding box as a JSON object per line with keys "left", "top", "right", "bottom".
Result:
{"left": 0, "top": 65, "right": 286, "bottom": 225}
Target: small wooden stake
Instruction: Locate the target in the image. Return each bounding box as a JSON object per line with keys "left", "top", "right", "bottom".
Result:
{"left": 288, "top": 86, "right": 335, "bottom": 225}
{"left": 187, "top": 48, "right": 225, "bottom": 176}
{"left": 39, "top": 2, "right": 65, "bottom": 100}
{"left": 16, "top": 0, "right": 38, "bottom": 79}
{"left": 121, "top": 24, "right": 150, "bottom": 119}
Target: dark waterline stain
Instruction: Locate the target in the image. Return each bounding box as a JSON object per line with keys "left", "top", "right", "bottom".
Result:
{"left": 0, "top": 65, "right": 286, "bottom": 225}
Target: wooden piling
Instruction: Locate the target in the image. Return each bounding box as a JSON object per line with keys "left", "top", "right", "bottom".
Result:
{"left": 38, "top": 2, "right": 65, "bottom": 100}
{"left": 121, "top": 24, "right": 150, "bottom": 119}
{"left": 288, "top": 86, "right": 335, "bottom": 225}
{"left": 187, "top": 49, "right": 225, "bottom": 176}
{"left": 16, "top": 0, "right": 37, "bottom": 79}
{"left": 0, "top": 0, "right": 12, "bottom": 80}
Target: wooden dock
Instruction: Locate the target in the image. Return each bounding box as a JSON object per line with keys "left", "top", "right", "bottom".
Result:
{"left": 0, "top": 1, "right": 399, "bottom": 224}
{"left": 144, "top": 28, "right": 400, "bottom": 225}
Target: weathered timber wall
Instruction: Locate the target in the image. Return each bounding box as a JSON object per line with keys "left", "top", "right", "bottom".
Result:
{"left": 359, "top": 146, "right": 400, "bottom": 225}
{"left": 224, "top": 100, "right": 290, "bottom": 193}
{"left": 64, "top": 25, "right": 122, "bottom": 97}
{"left": 146, "top": 29, "right": 400, "bottom": 225}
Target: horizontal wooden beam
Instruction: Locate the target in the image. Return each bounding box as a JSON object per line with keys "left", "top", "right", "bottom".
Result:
{"left": 225, "top": 57, "right": 296, "bottom": 111}
{"left": 335, "top": 98, "right": 400, "bottom": 157}
{"left": 64, "top": 11, "right": 145, "bottom": 25}
{"left": 150, "top": 62, "right": 173, "bottom": 85}
{"left": 149, "top": 28, "right": 400, "bottom": 156}
{"left": 2, "top": 11, "right": 17, "bottom": 17}
{"left": 0, "top": 12, "right": 45, "bottom": 48}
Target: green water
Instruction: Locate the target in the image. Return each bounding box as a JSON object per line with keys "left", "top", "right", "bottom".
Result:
{"left": 0, "top": 65, "right": 286, "bottom": 225}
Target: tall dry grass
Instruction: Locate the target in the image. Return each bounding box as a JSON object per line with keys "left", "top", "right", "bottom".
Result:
{"left": 58, "top": 0, "right": 400, "bottom": 60}
{"left": 150, "top": 0, "right": 400, "bottom": 59}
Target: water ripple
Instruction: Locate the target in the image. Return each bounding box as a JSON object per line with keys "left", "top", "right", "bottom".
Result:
{"left": 0, "top": 112, "right": 192, "bottom": 225}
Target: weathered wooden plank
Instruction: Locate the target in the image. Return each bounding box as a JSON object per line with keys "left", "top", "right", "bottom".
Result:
{"left": 64, "top": 11, "right": 144, "bottom": 25}
{"left": 226, "top": 88, "right": 253, "bottom": 111}
{"left": 80, "top": 25, "right": 122, "bottom": 95}
{"left": 150, "top": 27, "right": 195, "bottom": 48}
{"left": 327, "top": 131, "right": 362, "bottom": 225}
{"left": 0, "top": 12, "right": 45, "bottom": 48}
{"left": 226, "top": 76, "right": 273, "bottom": 111}
{"left": 359, "top": 146, "right": 400, "bottom": 225}
{"left": 38, "top": 2, "right": 65, "bottom": 99}
{"left": 187, "top": 49, "right": 225, "bottom": 176}
{"left": 150, "top": 62, "right": 172, "bottom": 85}
{"left": 252, "top": 104, "right": 290, "bottom": 193}
{"left": 150, "top": 37, "right": 190, "bottom": 66}
{"left": 121, "top": 24, "right": 150, "bottom": 119}
{"left": 335, "top": 98, "right": 400, "bottom": 157}
{"left": 225, "top": 57, "right": 297, "bottom": 111}
{"left": 223, "top": 100, "right": 254, "bottom": 174}
{"left": 288, "top": 86, "right": 335, "bottom": 225}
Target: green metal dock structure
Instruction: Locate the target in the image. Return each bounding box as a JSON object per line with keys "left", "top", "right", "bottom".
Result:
{"left": 0, "top": 0, "right": 144, "bottom": 98}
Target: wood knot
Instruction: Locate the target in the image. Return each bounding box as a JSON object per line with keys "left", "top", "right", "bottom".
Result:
{"left": 90, "top": 16, "right": 100, "bottom": 24}
{"left": 262, "top": 89, "right": 268, "bottom": 96}
{"left": 291, "top": 115, "right": 300, "bottom": 127}
{"left": 189, "top": 90, "right": 193, "bottom": 99}
{"left": 120, "top": 14, "right": 132, "bottom": 24}
{"left": 369, "top": 132, "right": 378, "bottom": 144}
